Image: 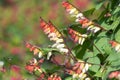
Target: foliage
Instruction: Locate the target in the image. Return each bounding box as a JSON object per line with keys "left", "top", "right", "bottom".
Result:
{"left": 0, "top": 0, "right": 120, "bottom": 80}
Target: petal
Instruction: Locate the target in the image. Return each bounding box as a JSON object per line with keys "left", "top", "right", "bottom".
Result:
{"left": 59, "top": 48, "right": 69, "bottom": 53}
{"left": 0, "top": 61, "right": 4, "bottom": 67}
{"left": 78, "top": 37, "right": 82, "bottom": 44}
{"left": 33, "top": 58, "right": 37, "bottom": 64}
{"left": 80, "top": 38, "right": 85, "bottom": 45}
{"left": 79, "top": 73, "right": 84, "bottom": 78}
{"left": 82, "top": 63, "right": 89, "bottom": 73}
{"left": 38, "top": 52, "right": 43, "bottom": 58}
{"left": 76, "top": 13, "right": 84, "bottom": 18}
{"left": 85, "top": 78, "right": 91, "bottom": 80}
{"left": 47, "top": 52, "right": 52, "bottom": 60}
{"left": 33, "top": 49, "right": 40, "bottom": 55}
{"left": 82, "top": 34, "right": 87, "bottom": 38}
{"left": 75, "top": 18, "right": 80, "bottom": 22}
{"left": 79, "top": 63, "right": 85, "bottom": 70}
{"left": 69, "top": 8, "right": 77, "bottom": 14}
{"left": 93, "top": 27, "right": 101, "bottom": 33}
{"left": 56, "top": 39, "right": 64, "bottom": 43}
{"left": 50, "top": 37, "right": 59, "bottom": 41}
{"left": 73, "top": 74, "right": 79, "bottom": 79}
{"left": 87, "top": 25, "right": 94, "bottom": 30}
{"left": 56, "top": 44, "right": 65, "bottom": 49}
{"left": 44, "top": 27, "right": 50, "bottom": 34}
{"left": 81, "top": 73, "right": 87, "bottom": 79}
{"left": 115, "top": 45, "right": 120, "bottom": 52}
{"left": 48, "top": 33, "right": 56, "bottom": 38}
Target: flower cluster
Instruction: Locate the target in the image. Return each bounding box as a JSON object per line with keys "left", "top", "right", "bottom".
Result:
{"left": 25, "top": 18, "right": 92, "bottom": 79}
{"left": 40, "top": 18, "right": 69, "bottom": 54}
{"left": 26, "top": 42, "right": 43, "bottom": 58}
{"left": 66, "top": 60, "right": 91, "bottom": 80}
{"left": 109, "top": 40, "right": 120, "bottom": 52}
{"left": 68, "top": 28, "right": 87, "bottom": 45}
{"left": 62, "top": 1, "right": 103, "bottom": 33}
{"left": 108, "top": 71, "right": 120, "bottom": 79}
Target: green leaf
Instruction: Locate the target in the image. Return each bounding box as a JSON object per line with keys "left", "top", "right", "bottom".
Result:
{"left": 101, "top": 21, "right": 110, "bottom": 30}
{"left": 89, "top": 65, "right": 100, "bottom": 73}
{"left": 94, "top": 32, "right": 108, "bottom": 55}
{"left": 106, "top": 53, "right": 120, "bottom": 67}
{"left": 41, "top": 61, "right": 60, "bottom": 73}
{"left": 110, "top": 59, "right": 120, "bottom": 67}
{"left": 83, "top": 52, "right": 94, "bottom": 60}
{"left": 87, "top": 56, "right": 100, "bottom": 72}
{"left": 103, "top": 43, "right": 114, "bottom": 55}
{"left": 83, "top": 8, "right": 95, "bottom": 16}
{"left": 94, "top": 67, "right": 106, "bottom": 77}
{"left": 106, "top": 53, "right": 120, "bottom": 61}
{"left": 96, "top": 2, "right": 104, "bottom": 10}
{"left": 110, "top": 17, "right": 120, "bottom": 30}
{"left": 75, "top": 39, "right": 92, "bottom": 59}
{"left": 102, "top": 66, "right": 114, "bottom": 80}
{"left": 111, "top": 0, "right": 120, "bottom": 10}
{"left": 115, "top": 30, "right": 120, "bottom": 42}
{"left": 112, "top": 6, "right": 120, "bottom": 14}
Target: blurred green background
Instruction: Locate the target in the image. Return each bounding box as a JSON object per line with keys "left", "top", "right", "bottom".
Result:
{"left": 0, "top": 0, "right": 95, "bottom": 79}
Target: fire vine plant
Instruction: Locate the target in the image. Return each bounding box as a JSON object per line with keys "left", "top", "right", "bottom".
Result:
{"left": 25, "top": 0, "right": 120, "bottom": 80}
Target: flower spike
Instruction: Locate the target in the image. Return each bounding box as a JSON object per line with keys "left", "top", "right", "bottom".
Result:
{"left": 25, "top": 42, "right": 43, "bottom": 58}
{"left": 65, "top": 60, "right": 91, "bottom": 80}
{"left": 40, "top": 18, "right": 69, "bottom": 54}
{"left": 62, "top": 1, "right": 106, "bottom": 33}
{"left": 68, "top": 28, "right": 87, "bottom": 45}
